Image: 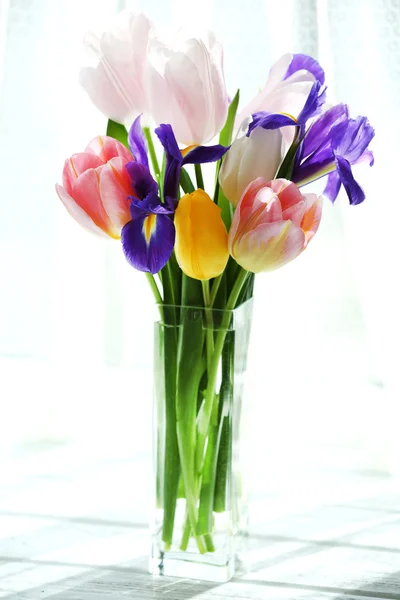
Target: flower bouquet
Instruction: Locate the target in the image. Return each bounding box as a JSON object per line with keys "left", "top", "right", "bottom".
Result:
{"left": 56, "top": 11, "right": 374, "bottom": 582}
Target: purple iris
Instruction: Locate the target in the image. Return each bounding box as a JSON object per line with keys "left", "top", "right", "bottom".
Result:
{"left": 121, "top": 192, "right": 175, "bottom": 275}
{"left": 120, "top": 115, "right": 229, "bottom": 274}
{"left": 292, "top": 105, "right": 375, "bottom": 205}
{"left": 121, "top": 116, "right": 176, "bottom": 274}
{"left": 284, "top": 53, "right": 325, "bottom": 85}
{"left": 247, "top": 80, "right": 326, "bottom": 137}
{"left": 155, "top": 124, "right": 228, "bottom": 201}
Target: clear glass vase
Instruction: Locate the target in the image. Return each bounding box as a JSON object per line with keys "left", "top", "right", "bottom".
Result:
{"left": 149, "top": 299, "right": 253, "bottom": 582}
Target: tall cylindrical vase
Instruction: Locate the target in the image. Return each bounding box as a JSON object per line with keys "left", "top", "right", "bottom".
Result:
{"left": 150, "top": 299, "right": 253, "bottom": 582}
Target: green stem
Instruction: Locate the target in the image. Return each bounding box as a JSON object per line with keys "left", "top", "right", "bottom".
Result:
{"left": 180, "top": 516, "right": 191, "bottom": 550}
{"left": 195, "top": 163, "right": 204, "bottom": 190}
{"left": 201, "top": 280, "right": 214, "bottom": 372}
{"left": 143, "top": 126, "right": 160, "bottom": 177}
{"left": 145, "top": 272, "right": 162, "bottom": 305}
{"left": 196, "top": 397, "right": 221, "bottom": 535}
{"left": 195, "top": 269, "right": 249, "bottom": 473}
{"left": 161, "top": 326, "right": 180, "bottom": 549}
{"left": 210, "top": 274, "right": 223, "bottom": 306}
{"left": 158, "top": 262, "right": 180, "bottom": 549}
{"left": 175, "top": 294, "right": 208, "bottom": 554}
{"left": 213, "top": 337, "right": 234, "bottom": 513}
{"left": 180, "top": 168, "right": 196, "bottom": 194}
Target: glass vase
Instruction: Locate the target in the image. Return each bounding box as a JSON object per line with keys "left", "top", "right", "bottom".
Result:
{"left": 149, "top": 299, "right": 253, "bottom": 582}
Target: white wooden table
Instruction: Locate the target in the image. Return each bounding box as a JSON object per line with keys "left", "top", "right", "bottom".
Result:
{"left": 1, "top": 441, "right": 400, "bottom": 599}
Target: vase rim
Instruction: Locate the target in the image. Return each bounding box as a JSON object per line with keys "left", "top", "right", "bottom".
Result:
{"left": 156, "top": 297, "right": 254, "bottom": 314}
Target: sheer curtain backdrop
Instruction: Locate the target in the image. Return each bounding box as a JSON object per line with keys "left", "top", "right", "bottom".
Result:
{"left": 0, "top": 0, "right": 398, "bottom": 481}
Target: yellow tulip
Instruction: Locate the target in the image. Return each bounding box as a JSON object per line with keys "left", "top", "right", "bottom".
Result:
{"left": 174, "top": 189, "right": 229, "bottom": 280}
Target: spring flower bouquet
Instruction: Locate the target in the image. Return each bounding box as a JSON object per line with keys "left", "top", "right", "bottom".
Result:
{"left": 56, "top": 11, "right": 374, "bottom": 582}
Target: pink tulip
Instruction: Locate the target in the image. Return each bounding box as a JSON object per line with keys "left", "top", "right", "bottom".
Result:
{"left": 56, "top": 136, "right": 134, "bottom": 238}
{"left": 229, "top": 178, "right": 322, "bottom": 273}
{"left": 146, "top": 31, "right": 229, "bottom": 145}
{"left": 79, "top": 12, "right": 153, "bottom": 125}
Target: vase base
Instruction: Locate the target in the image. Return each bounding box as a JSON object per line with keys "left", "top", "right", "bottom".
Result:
{"left": 149, "top": 551, "right": 235, "bottom": 583}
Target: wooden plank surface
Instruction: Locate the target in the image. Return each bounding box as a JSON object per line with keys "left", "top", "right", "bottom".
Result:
{"left": 1, "top": 442, "right": 400, "bottom": 599}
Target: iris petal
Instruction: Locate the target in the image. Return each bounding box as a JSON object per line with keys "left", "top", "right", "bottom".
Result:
{"left": 285, "top": 53, "right": 325, "bottom": 85}
{"left": 128, "top": 115, "right": 149, "bottom": 168}
{"left": 121, "top": 211, "right": 175, "bottom": 274}
{"left": 125, "top": 161, "right": 158, "bottom": 200}
{"left": 248, "top": 112, "right": 296, "bottom": 136}
{"left": 155, "top": 123, "right": 182, "bottom": 201}
{"left": 156, "top": 123, "right": 228, "bottom": 202}
{"left": 182, "top": 144, "right": 228, "bottom": 164}
{"left": 323, "top": 171, "right": 342, "bottom": 202}
{"left": 335, "top": 155, "right": 366, "bottom": 205}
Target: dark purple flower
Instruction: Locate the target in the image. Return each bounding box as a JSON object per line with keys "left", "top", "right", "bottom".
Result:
{"left": 128, "top": 115, "right": 149, "bottom": 168}
{"left": 122, "top": 117, "right": 178, "bottom": 273}
{"left": 121, "top": 192, "right": 175, "bottom": 274}
{"left": 284, "top": 53, "right": 325, "bottom": 85}
{"left": 155, "top": 124, "right": 228, "bottom": 201}
{"left": 125, "top": 161, "right": 158, "bottom": 200}
{"left": 247, "top": 81, "right": 326, "bottom": 137}
{"left": 293, "top": 107, "right": 375, "bottom": 205}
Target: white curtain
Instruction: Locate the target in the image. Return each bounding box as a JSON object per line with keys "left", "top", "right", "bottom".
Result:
{"left": 0, "top": 0, "right": 397, "bottom": 475}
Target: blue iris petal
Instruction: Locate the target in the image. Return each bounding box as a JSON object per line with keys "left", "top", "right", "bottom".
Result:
{"left": 297, "top": 81, "right": 326, "bottom": 126}
{"left": 182, "top": 144, "right": 228, "bottom": 165}
{"left": 293, "top": 104, "right": 374, "bottom": 205}
{"left": 333, "top": 116, "right": 375, "bottom": 164}
{"left": 323, "top": 171, "right": 342, "bottom": 202}
{"left": 284, "top": 53, "right": 325, "bottom": 85}
{"left": 248, "top": 81, "right": 325, "bottom": 138}
{"left": 248, "top": 112, "right": 296, "bottom": 136}
{"left": 126, "top": 162, "right": 158, "bottom": 201}
{"left": 155, "top": 124, "right": 228, "bottom": 202}
{"left": 334, "top": 155, "right": 366, "bottom": 206}
{"left": 302, "top": 104, "right": 349, "bottom": 159}
{"left": 155, "top": 124, "right": 183, "bottom": 201}
{"left": 122, "top": 192, "right": 175, "bottom": 274}
{"left": 128, "top": 115, "right": 149, "bottom": 168}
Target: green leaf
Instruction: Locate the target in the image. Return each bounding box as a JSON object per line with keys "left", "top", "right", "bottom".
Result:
{"left": 213, "top": 90, "right": 240, "bottom": 228}
{"left": 180, "top": 168, "right": 196, "bottom": 194}
{"left": 106, "top": 119, "right": 129, "bottom": 148}
{"left": 219, "top": 89, "right": 240, "bottom": 147}
{"left": 217, "top": 186, "right": 233, "bottom": 231}
{"left": 276, "top": 129, "right": 301, "bottom": 180}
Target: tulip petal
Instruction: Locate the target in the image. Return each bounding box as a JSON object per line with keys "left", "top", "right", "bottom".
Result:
{"left": 98, "top": 157, "right": 133, "bottom": 230}
{"left": 71, "top": 167, "right": 117, "bottom": 237}
{"left": 230, "top": 220, "right": 305, "bottom": 273}
{"left": 228, "top": 177, "right": 272, "bottom": 242}
{"left": 55, "top": 184, "right": 109, "bottom": 238}
{"left": 121, "top": 211, "right": 175, "bottom": 274}
{"left": 62, "top": 154, "right": 104, "bottom": 195}
{"left": 147, "top": 40, "right": 203, "bottom": 145}
{"left": 128, "top": 115, "right": 149, "bottom": 168}
{"left": 85, "top": 136, "right": 133, "bottom": 163}
{"left": 175, "top": 189, "right": 228, "bottom": 280}
{"left": 219, "top": 129, "right": 283, "bottom": 207}
{"left": 79, "top": 64, "right": 136, "bottom": 125}
{"left": 79, "top": 12, "right": 152, "bottom": 123}
{"left": 300, "top": 194, "right": 323, "bottom": 245}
